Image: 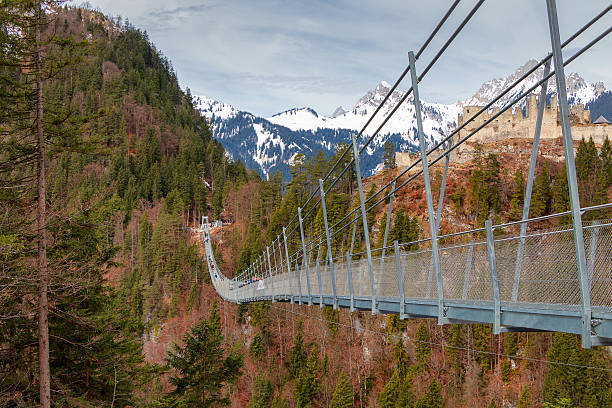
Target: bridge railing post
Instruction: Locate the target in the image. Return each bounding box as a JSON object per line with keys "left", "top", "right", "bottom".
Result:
{"left": 379, "top": 181, "right": 396, "bottom": 299}
{"left": 319, "top": 179, "right": 338, "bottom": 309}
{"left": 298, "top": 207, "right": 313, "bottom": 306}
{"left": 485, "top": 220, "right": 501, "bottom": 334}
{"left": 408, "top": 51, "right": 446, "bottom": 324}
{"left": 316, "top": 258, "right": 323, "bottom": 308}
{"left": 346, "top": 251, "right": 355, "bottom": 312}
{"left": 394, "top": 241, "right": 405, "bottom": 320}
{"left": 512, "top": 59, "right": 551, "bottom": 303}
{"left": 283, "top": 227, "right": 294, "bottom": 304}
{"left": 352, "top": 135, "right": 377, "bottom": 314}
{"left": 296, "top": 257, "right": 303, "bottom": 305}
{"left": 545, "top": 0, "right": 591, "bottom": 348}
{"left": 266, "top": 245, "right": 275, "bottom": 302}
{"left": 275, "top": 236, "right": 283, "bottom": 299}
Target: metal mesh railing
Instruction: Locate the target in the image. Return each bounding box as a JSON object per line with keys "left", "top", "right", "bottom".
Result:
{"left": 214, "top": 221, "right": 612, "bottom": 313}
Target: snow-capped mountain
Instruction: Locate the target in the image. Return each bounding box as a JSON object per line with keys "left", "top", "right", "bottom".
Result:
{"left": 195, "top": 60, "right": 610, "bottom": 180}
{"left": 266, "top": 81, "right": 461, "bottom": 149}
{"left": 464, "top": 59, "right": 606, "bottom": 108}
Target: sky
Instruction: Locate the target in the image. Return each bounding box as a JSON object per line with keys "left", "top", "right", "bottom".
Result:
{"left": 73, "top": 0, "right": 611, "bottom": 117}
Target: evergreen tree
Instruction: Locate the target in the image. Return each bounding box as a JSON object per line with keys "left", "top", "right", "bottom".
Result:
{"left": 551, "top": 165, "right": 571, "bottom": 224}
{"left": 543, "top": 333, "right": 611, "bottom": 407}
{"left": 310, "top": 149, "right": 329, "bottom": 188}
{"left": 271, "top": 395, "right": 291, "bottom": 408}
{"left": 503, "top": 333, "right": 518, "bottom": 358}
{"left": 329, "top": 371, "right": 353, "bottom": 408}
{"left": 543, "top": 398, "right": 574, "bottom": 408}
{"left": 467, "top": 152, "right": 502, "bottom": 226}
{"left": 249, "top": 332, "right": 266, "bottom": 361}
{"left": 383, "top": 141, "right": 397, "bottom": 170}
{"left": 576, "top": 137, "right": 607, "bottom": 208}
{"left": 248, "top": 371, "right": 273, "bottom": 408}
{"left": 294, "top": 347, "right": 320, "bottom": 408}
{"left": 378, "top": 371, "right": 400, "bottom": 408}
{"left": 508, "top": 169, "right": 525, "bottom": 221}
{"left": 530, "top": 162, "right": 552, "bottom": 218}
{"left": 376, "top": 211, "right": 389, "bottom": 252}
{"left": 287, "top": 320, "right": 307, "bottom": 378}
{"left": 415, "top": 379, "right": 443, "bottom": 408}
{"left": 166, "top": 302, "right": 243, "bottom": 407}
{"left": 391, "top": 211, "right": 406, "bottom": 244}
{"left": 517, "top": 387, "right": 531, "bottom": 408}
{"left": 415, "top": 322, "right": 432, "bottom": 365}
{"left": 472, "top": 324, "right": 492, "bottom": 372}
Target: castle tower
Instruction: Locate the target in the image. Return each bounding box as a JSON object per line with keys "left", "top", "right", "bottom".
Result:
{"left": 527, "top": 93, "right": 537, "bottom": 121}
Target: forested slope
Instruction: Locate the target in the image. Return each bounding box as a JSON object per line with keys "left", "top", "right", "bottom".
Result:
{"left": 0, "top": 4, "right": 259, "bottom": 406}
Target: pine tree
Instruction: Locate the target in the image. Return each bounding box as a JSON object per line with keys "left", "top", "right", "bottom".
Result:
{"left": 376, "top": 212, "right": 388, "bottom": 253}
{"left": 472, "top": 324, "right": 492, "bottom": 373}
{"left": 391, "top": 211, "right": 405, "bottom": 244}
{"left": 415, "top": 379, "right": 443, "bottom": 408}
{"left": 287, "top": 320, "right": 308, "bottom": 378}
{"left": 271, "top": 395, "right": 291, "bottom": 408}
{"left": 249, "top": 332, "right": 266, "bottom": 361}
{"left": 415, "top": 322, "right": 432, "bottom": 365}
{"left": 551, "top": 165, "right": 571, "bottom": 224}
{"left": 508, "top": 169, "right": 525, "bottom": 221}
{"left": 166, "top": 302, "right": 243, "bottom": 407}
{"left": 294, "top": 347, "right": 320, "bottom": 408}
{"left": 503, "top": 333, "right": 518, "bottom": 358}
{"left": 530, "top": 162, "right": 552, "bottom": 217}
{"left": 467, "top": 153, "right": 502, "bottom": 226}
{"left": 310, "top": 149, "right": 329, "bottom": 188}
{"left": 248, "top": 371, "right": 273, "bottom": 408}
{"left": 329, "top": 371, "right": 353, "bottom": 408}
{"left": 517, "top": 387, "right": 531, "bottom": 408}
{"left": 576, "top": 137, "right": 607, "bottom": 208}
{"left": 543, "top": 333, "right": 611, "bottom": 407}
{"left": 378, "top": 371, "right": 400, "bottom": 408}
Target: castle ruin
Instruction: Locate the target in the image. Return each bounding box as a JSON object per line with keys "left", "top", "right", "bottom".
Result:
{"left": 456, "top": 94, "right": 609, "bottom": 143}
{"left": 395, "top": 95, "right": 612, "bottom": 167}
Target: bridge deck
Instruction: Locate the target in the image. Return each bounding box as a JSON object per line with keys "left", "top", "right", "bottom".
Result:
{"left": 201, "top": 220, "right": 612, "bottom": 346}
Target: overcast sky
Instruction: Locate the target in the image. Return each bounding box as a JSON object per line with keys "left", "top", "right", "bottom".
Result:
{"left": 74, "top": 0, "right": 611, "bottom": 117}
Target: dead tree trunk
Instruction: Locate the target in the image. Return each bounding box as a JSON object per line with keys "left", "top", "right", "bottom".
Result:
{"left": 35, "top": 3, "right": 51, "bottom": 406}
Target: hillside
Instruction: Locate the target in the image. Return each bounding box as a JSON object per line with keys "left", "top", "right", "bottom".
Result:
{"left": 0, "top": 4, "right": 260, "bottom": 406}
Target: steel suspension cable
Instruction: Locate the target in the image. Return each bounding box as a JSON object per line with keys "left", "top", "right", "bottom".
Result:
{"left": 318, "top": 24, "right": 612, "bottom": 248}
{"left": 323, "top": 4, "right": 612, "bottom": 242}
{"left": 283, "top": 0, "right": 464, "bottom": 237}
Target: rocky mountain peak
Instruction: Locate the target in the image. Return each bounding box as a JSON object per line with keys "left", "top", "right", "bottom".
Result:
{"left": 331, "top": 106, "right": 347, "bottom": 118}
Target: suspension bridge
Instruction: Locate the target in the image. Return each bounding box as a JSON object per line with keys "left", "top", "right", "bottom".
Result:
{"left": 198, "top": 0, "right": 612, "bottom": 349}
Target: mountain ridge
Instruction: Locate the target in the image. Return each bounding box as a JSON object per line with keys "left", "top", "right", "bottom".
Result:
{"left": 196, "top": 60, "right": 610, "bottom": 179}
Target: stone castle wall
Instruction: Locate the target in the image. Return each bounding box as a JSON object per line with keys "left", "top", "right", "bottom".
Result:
{"left": 456, "top": 94, "right": 610, "bottom": 145}
{"left": 395, "top": 95, "right": 612, "bottom": 167}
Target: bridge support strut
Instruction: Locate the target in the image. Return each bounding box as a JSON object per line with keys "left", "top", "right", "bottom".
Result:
{"left": 298, "top": 207, "right": 313, "bottom": 306}
{"left": 408, "top": 51, "right": 446, "bottom": 325}
{"left": 282, "top": 227, "right": 294, "bottom": 304}
{"left": 352, "top": 135, "right": 377, "bottom": 314}
{"left": 545, "top": 0, "right": 592, "bottom": 349}
{"left": 512, "top": 59, "right": 551, "bottom": 302}
{"left": 319, "top": 179, "right": 338, "bottom": 309}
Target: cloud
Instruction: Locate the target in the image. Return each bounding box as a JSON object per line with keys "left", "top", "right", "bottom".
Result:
{"left": 72, "top": 0, "right": 612, "bottom": 116}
